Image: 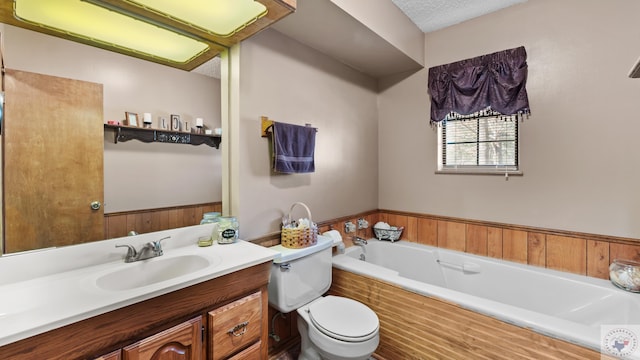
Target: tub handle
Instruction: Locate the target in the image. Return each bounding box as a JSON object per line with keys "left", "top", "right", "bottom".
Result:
{"left": 279, "top": 263, "right": 291, "bottom": 271}
{"left": 436, "top": 259, "right": 481, "bottom": 274}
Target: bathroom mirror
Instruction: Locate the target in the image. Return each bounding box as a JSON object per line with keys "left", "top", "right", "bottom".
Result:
{"left": 0, "top": 24, "right": 224, "bottom": 255}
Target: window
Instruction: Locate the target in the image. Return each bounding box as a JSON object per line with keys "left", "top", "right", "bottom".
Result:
{"left": 437, "top": 115, "right": 520, "bottom": 174}
{"left": 427, "top": 46, "right": 530, "bottom": 176}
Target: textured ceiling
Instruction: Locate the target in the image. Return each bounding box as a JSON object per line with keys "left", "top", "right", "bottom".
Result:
{"left": 192, "top": 56, "right": 221, "bottom": 79}
{"left": 391, "top": 0, "right": 527, "bottom": 32}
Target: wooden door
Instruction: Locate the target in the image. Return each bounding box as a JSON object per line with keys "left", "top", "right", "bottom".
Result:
{"left": 122, "top": 317, "right": 203, "bottom": 360}
{"left": 3, "top": 69, "right": 104, "bottom": 253}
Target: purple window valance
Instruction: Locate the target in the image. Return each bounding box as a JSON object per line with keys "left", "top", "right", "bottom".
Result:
{"left": 428, "top": 46, "right": 530, "bottom": 124}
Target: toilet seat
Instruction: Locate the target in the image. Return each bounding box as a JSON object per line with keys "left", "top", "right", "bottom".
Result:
{"left": 307, "top": 296, "right": 379, "bottom": 342}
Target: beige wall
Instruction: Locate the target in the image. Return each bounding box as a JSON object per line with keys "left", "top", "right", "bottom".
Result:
{"left": 378, "top": 0, "right": 640, "bottom": 239}
{"left": 2, "top": 25, "right": 222, "bottom": 213}
{"left": 237, "top": 29, "right": 379, "bottom": 239}
{"left": 330, "top": 0, "right": 424, "bottom": 64}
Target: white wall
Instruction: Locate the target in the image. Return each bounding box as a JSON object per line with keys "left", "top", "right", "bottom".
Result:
{"left": 378, "top": 0, "right": 640, "bottom": 239}
{"left": 2, "top": 25, "right": 222, "bottom": 213}
{"left": 237, "top": 29, "right": 379, "bottom": 239}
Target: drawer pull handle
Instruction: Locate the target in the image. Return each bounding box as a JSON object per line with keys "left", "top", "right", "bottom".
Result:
{"left": 228, "top": 321, "right": 249, "bottom": 337}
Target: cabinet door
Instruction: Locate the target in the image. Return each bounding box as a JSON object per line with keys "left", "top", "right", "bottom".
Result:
{"left": 123, "top": 317, "right": 202, "bottom": 360}
{"left": 208, "top": 292, "right": 262, "bottom": 360}
{"left": 95, "top": 349, "right": 122, "bottom": 360}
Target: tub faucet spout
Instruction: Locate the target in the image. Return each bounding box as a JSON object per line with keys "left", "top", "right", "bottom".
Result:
{"left": 351, "top": 236, "right": 367, "bottom": 261}
{"left": 352, "top": 236, "right": 367, "bottom": 246}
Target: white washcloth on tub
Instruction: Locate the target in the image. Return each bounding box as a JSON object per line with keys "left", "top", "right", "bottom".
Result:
{"left": 322, "top": 230, "right": 345, "bottom": 253}
{"left": 322, "top": 230, "right": 342, "bottom": 245}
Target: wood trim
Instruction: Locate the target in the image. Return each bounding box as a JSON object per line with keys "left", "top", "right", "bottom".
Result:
{"left": 380, "top": 209, "right": 640, "bottom": 246}
{"left": 104, "top": 202, "right": 222, "bottom": 239}
{"left": 0, "top": 262, "right": 270, "bottom": 360}
{"left": 252, "top": 208, "right": 638, "bottom": 282}
{"left": 330, "top": 268, "right": 613, "bottom": 360}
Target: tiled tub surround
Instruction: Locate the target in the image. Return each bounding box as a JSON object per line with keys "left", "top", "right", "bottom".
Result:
{"left": 332, "top": 239, "right": 639, "bottom": 358}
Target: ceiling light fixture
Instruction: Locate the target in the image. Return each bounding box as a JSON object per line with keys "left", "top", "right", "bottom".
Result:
{"left": 14, "top": 0, "right": 210, "bottom": 64}
{"left": 120, "top": 0, "right": 268, "bottom": 37}
{"left": 2, "top": 0, "right": 294, "bottom": 71}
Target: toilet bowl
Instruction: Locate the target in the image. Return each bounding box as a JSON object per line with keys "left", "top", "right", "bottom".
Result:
{"left": 268, "top": 235, "right": 380, "bottom": 360}
{"left": 297, "top": 296, "right": 379, "bottom": 360}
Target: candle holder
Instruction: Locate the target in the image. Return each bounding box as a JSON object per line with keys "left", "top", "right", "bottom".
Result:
{"left": 143, "top": 112, "right": 152, "bottom": 128}
{"left": 195, "top": 117, "right": 204, "bottom": 134}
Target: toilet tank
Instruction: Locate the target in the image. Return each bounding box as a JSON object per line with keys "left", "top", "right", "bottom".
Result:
{"left": 268, "top": 235, "right": 334, "bottom": 313}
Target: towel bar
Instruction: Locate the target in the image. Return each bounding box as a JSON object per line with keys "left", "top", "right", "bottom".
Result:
{"left": 261, "top": 116, "right": 317, "bottom": 137}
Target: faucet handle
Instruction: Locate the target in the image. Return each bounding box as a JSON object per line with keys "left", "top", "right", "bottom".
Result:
{"left": 151, "top": 236, "right": 170, "bottom": 254}
{"left": 115, "top": 244, "right": 137, "bottom": 259}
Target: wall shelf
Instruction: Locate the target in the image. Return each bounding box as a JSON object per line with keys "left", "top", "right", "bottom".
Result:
{"left": 104, "top": 124, "right": 221, "bottom": 148}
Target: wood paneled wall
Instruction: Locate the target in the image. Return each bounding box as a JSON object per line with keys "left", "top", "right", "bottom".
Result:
{"left": 375, "top": 210, "right": 640, "bottom": 280}
{"left": 104, "top": 202, "right": 222, "bottom": 239}
{"left": 284, "top": 209, "right": 640, "bottom": 280}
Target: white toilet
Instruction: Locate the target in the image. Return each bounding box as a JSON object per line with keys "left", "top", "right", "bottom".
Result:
{"left": 268, "top": 235, "right": 380, "bottom": 360}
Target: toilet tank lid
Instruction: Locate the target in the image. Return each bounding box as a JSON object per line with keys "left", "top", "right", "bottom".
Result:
{"left": 269, "top": 235, "right": 333, "bottom": 263}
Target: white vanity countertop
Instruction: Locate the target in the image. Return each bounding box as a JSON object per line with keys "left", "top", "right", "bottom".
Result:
{"left": 0, "top": 224, "right": 278, "bottom": 347}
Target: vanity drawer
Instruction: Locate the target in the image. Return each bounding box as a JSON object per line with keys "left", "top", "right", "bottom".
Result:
{"left": 227, "top": 341, "right": 261, "bottom": 360}
{"left": 208, "top": 291, "right": 262, "bottom": 360}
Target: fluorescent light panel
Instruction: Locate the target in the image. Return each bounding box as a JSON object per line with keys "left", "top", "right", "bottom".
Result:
{"left": 126, "top": 0, "right": 268, "bottom": 37}
{"left": 14, "top": 0, "right": 210, "bottom": 64}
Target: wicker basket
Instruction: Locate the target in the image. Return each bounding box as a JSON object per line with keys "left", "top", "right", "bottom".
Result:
{"left": 281, "top": 202, "right": 318, "bottom": 249}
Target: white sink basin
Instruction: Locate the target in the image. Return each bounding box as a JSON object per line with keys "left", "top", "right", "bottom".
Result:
{"left": 96, "top": 254, "right": 212, "bottom": 291}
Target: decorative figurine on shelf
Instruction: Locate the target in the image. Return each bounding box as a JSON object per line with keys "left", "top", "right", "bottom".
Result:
{"left": 170, "top": 114, "right": 180, "bottom": 131}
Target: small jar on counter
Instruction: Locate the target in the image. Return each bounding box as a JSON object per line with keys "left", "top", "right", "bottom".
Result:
{"left": 200, "top": 212, "right": 221, "bottom": 225}
{"left": 216, "top": 216, "right": 239, "bottom": 244}
{"left": 198, "top": 212, "right": 221, "bottom": 246}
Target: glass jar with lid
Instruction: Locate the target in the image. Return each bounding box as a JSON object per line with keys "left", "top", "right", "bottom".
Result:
{"left": 217, "top": 216, "right": 239, "bottom": 244}
{"left": 200, "top": 212, "right": 221, "bottom": 225}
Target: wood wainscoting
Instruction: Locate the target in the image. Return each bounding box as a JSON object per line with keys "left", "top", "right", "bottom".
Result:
{"left": 104, "top": 202, "right": 222, "bottom": 239}
{"left": 254, "top": 208, "right": 640, "bottom": 281}
{"left": 375, "top": 210, "right": 640, "bottom": 280}
{"left": 330, "top": 268, "right": 613, "bottom": 360}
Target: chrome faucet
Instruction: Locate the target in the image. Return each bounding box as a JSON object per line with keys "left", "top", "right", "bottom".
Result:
{"left": 352, "top": 236, "right": 367, "bottom": 246}
{"left": 116, "top": 236, "right": 170, "bottom": 263}
{"left": 352, "top": 236, "right": 367, "bottom": 261}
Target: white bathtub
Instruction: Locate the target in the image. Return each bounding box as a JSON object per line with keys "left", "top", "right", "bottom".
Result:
{"left": 331, "top": 239, "right": 640, "bottom": 351}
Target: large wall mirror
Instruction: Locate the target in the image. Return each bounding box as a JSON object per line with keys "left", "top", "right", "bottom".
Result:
{"left": 0, "top": 23, "right": 224, "bottom": 255}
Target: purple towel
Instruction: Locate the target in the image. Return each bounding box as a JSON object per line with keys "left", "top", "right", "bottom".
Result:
{"left": 272, "top": 121, "right": 316, "bottom": 173}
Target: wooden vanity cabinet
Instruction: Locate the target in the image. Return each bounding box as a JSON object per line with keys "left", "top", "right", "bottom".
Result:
{"left": 0, "top": 262, "right": 271, "bottom": 360}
